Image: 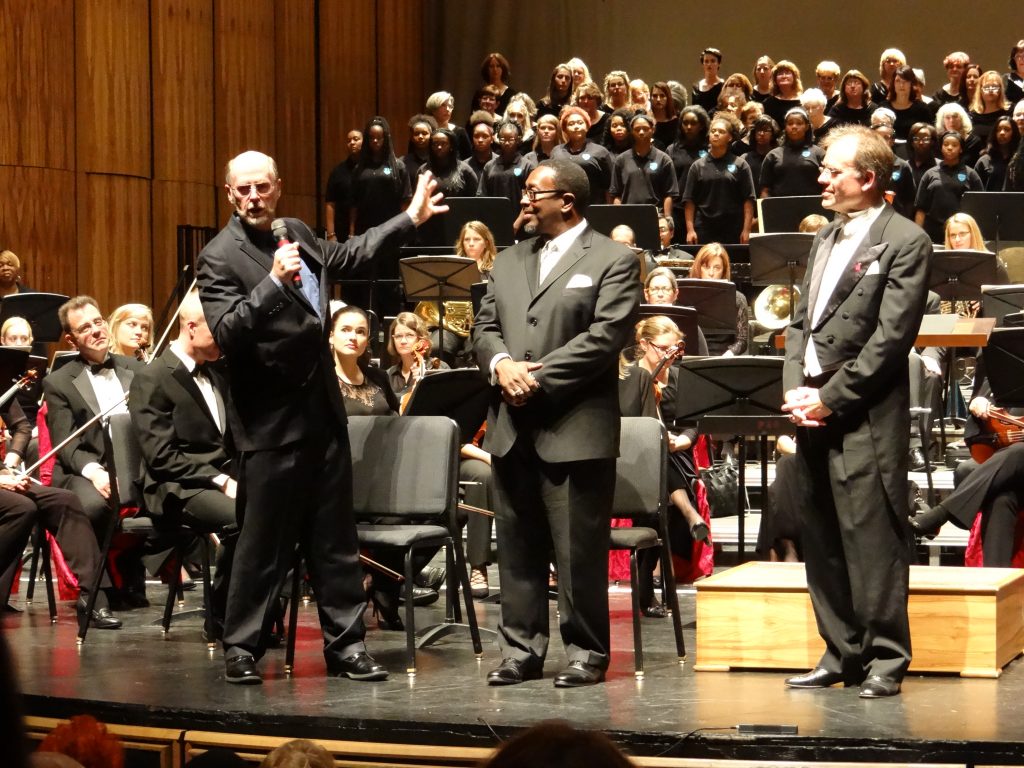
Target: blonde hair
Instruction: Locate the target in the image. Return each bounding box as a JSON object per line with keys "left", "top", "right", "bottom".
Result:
{"left": 1, "top": 316, "right": 32, "bottom": 345}
{"left": 107, "top": 303, "right": 153, "bottom": 355}
{"left": 0, "top": 250, "right": 20, "bottom": 270}
{"left": 770, "top": 61, "right": 804, "bottom": 97}
{"left": 455, "top": 220, "right": 498, "bottom": 272}
{"left": 970, "top": 70, "right": 1010, "bottom": 113}
{"left": 690, "top": 243, "right": 731, "bottom": 280}
{"left": 878, "top": 48, "right": 907, "bottom": 77}
{"left": 944, "top": 213, "right": 988, "bottom": 251}
{"left": 799, "top": 214, "right": 829, "bottom": 234}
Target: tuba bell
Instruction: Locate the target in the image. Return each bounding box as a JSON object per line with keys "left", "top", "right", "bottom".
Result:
{"left": 754, "top": 284, "right": 801, "bottom": 330}
{"left": 413, "top": 300, "right": 474, "bottom": 338}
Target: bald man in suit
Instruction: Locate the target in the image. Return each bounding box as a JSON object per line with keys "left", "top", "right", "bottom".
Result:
{"left": 473, "top": 159, "right": 640, "bottom": 687}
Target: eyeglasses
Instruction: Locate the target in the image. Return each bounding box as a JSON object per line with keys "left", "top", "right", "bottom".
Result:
{"left": 912, "top": 136, "right": 933, "bottom": 144}
{"left": 73, "top": 318, "right": 107, "bottom": 336}
{"left": 819, "top": 165, "right": 854, "bottom": 178}
{"left": 647, "top": 286, "right": 675, "bottom": 294}
{"left": 232, "top": 182, "right": 274, "bottom": 198}
{"left": 392, "top": 333, "right": 417, "bottom": 341}
{"left": 522, "top": 188, "right": 567, "bottom": 202}
{"left": 646, "top": 340, "right": 683, "bottom": 354}
{"left": 981, "top": 85, "right": 1002, "bottom": 93}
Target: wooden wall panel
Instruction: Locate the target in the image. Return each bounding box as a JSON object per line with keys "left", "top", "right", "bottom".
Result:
{"left": 152, "top": 0, "right": 215, "bottom": 184}
{"left": 274, "top": 1, "right": 316, "bottom": 202}
{"left": 151, "top": 180, "right": 217, "bottom": 313}
{"left": 77, "top": 174, "right": 152, "bottom": 312}
{"left": 214, "top": 0, "right": 276, "bottom": 223}
{"left": 75, "top": 0, "right": 151, "bottom": 177}
{"left": 319, "top": 0, "right": 377, "bottom": 186}
{"left": 0, "top": 1, "right": 75, "bottom": 170}
{"left": 375, "top": 0, "right": 424, "bottom": 147}
{"left": 0, "top": 167, "right": 78, "bottom": 297}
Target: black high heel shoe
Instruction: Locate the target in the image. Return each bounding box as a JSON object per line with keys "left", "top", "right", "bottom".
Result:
{"left": 369, "top": 591, "right": 404, "bottom": 632}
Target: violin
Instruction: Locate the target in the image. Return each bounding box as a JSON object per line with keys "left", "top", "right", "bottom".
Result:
{"left": 134, "top": 344, "right": 151, "bottom": 364}
{"left": 0, "top": 370, "right": 41, "bottom": 462}
{"left": 965, "top": 407, "right": 1024, "bottom": 463}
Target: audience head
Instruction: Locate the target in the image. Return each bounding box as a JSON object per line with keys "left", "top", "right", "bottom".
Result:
{"left": 722, "top": 73, "right": 753, "bottom": 100}
{"left": 944, "top": 212, "right": 986, "bottom": 251}
{"left": 700, "top": 47, "right": 723, "bottom": 78}
{"left": 798, "top": 213, "right": 829, "bottom": 233}
{"left": 800, "top": 88, "right": 827, "bottom": 117}
{"left": 783, "top": 107, "right": 812, "bottom": 146}
{"left": 964, "top": 63, "right": 983, "bottom": 98}
{"left": 690, "top": 242, "right": 730, "bottom": 280}
{"left": 628, "top": 79, "right": 650, "bottom": 111}
{"left": 455, "top": 220, "right": 497, "bottom": 272}
{"left": 470, "top": 112, "right": 496, "bottom": 157}
{"left": 628, "top": 112, "right": 654, "bottom": 145}
{"left": 330, "top": 304, "right": 372, "bottom": 367}
{"left": 610, "top": 225, "right": 636, "bottom": 248}
{"left": 493, "top": 120, "right": 523, "bottom": 158}
{"left": 988, "top": 115, "right": 1020, "bottom": 156}
{"left": 480, "top": 53, "right": 511, "bottom": 86}
{"left": 387, "top": 311, "right": 430, "bottom": 360}
{"left": 107, "top": 303, "right": 153, "bottom": 357}
{"left": 473, "top": 84, "right": 502, "bottom": 115}
{"left": 37, "top": 715, "right": 124, "bottom": 768}
{"left": 643, "top": 267, "right": 678, "bottom": 305}
{"left": 1, "top": 316, "right": 33, "bottom": 347}
{"left": 224, "top": 150, "right": 281, "bottom": 230}
{"left": 30, "top": 754, "right": 85, "bottom": 768}
{"left": 177, "top": 289, "right": 220, "bottom": 363}
{"left": 504, "top": 96, "right": 535, "bottom": 136}
{"left": 709, "top": 112, "right": 743, "bottom": 147}
{"left": 939, "top": 129, "right": 965, "bottom": 164}
{"left": 482, "top": 722, "right": 634, "bottom": 768}
{"left": 819, "top": 125, "right": 893, "bottom": 211}
{"left": 59, "top": 296, "right": 108, "bottom": 363}
{"left": 260, "top": 739, "right": 334, "bottom": 768}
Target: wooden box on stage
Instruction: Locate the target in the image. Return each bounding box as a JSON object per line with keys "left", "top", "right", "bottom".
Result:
{"left": 694, "top": 561, "right": 1024, "bottom": 678}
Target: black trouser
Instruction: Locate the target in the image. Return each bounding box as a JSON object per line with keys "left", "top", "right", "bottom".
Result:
{"left": 491, "top": 440, "right": 615, "bottom": 669}
{"left": 459, "top": 457, "right": 494, "bottom": 567}
{"left": 222, "top": 430, "right": 367, "bottom": 667}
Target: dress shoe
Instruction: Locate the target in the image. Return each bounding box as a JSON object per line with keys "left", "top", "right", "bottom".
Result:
{"left": 487, "top": 657, "right": 543, "bottom": 685}
{"left": 859, "top": 675, "right": 901, "bottom": 698}
{"left": 329, "top": 651, "right": 389, "bottom": 681}
{"left": 553, "top": 660, "right": 605, "bottom": 688}
{"left": 784, "top": 667, "right": 845, "bottom": 688}
{"left": 908, "top": 503, "right": 947, "bottom": 539}
{"left": 908, "top": 447, "right": 927, "bottom": 471}
{"left": 3, "top": 603, "right": 23, "bottom": 613}
{"left": 414, "top": 566, "right": 446, "bottom": 591}
{"left": 369, "top": 592, "right": 404, "bottom": 632}
{"left": 76, "top": 599, "right": 122, "bottom": 630}
{"left": 181, "top": 578, "right": 197, "bottom": 592}
{"left": 398, "top": 586, "right": 439, "bottom": 606}
{"left": 690, "top": 521, "right": 710, "bottom": 543}
{"left": 641, "top": 600, "right": 669, "bottom": 619}
{"left": 470, "top": 567, "right": 489, "bottom": 599}
{"left": 225, "top": 654, "right": 262, "bottom": 685}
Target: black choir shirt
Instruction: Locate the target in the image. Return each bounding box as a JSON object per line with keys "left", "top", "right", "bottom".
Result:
{"left": 350, "top": 159, "right": 411, "bottom": 232}
{"left": 758, "top": 143, "right": 825, "bottom": 196}
{"left": 654, "top": 120, "right": 680, "bottom": 151}
{"left": 467, "top": 152, "right": 496, "bottom": 182}
{"left": 974, "top": 152, "right": 1011, "bottom": 191}
{"left": 742, "top": 147, "right": 771, "bottom": 191}
{"left": 324, "top": 156, "right": 358, "bottom": 238}
{"left": 763, "top": 96, "right": 802, "bottom": 127}
{"left": 827, "top": 102, "right": 876, "bottom": 128}
{"left": 970, "top": 109, "right": 1011, "bottom": 145}
{"left": 551, "top": 142, "right": 613, "bottom": 206}
{"left": 908, "top": 155, "right": 938, "bottom": 190}
{"left": 691, "top": 81, "right": 723, "bottom": 114}
{"left": 880, "top": 101, "right": 934, "bottom": 142}
{"left": 914, "top": 162, "right": 984, "bottom": 241}
{"left": 610, "top": 145, "right": 679, "bottom": 206}
{"left": 887, "top": 156, "right": 917, "bottom": 219}
{"left": 682, "top": 152, "right": 756, "bottom": 230}
{"left": 477, "top": 153, "right": 536, "bottom": 208}
{"left": 1005, "top": 72, "right": 1024, "bottom": 108}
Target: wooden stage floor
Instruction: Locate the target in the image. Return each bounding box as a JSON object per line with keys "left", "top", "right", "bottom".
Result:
{"left": 7, "top": 577, "right": 1024, "bottom": 765}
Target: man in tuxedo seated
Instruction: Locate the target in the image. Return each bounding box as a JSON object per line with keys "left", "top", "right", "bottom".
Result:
{"left": 128, "top": 289, "right": 237, "bottom": 638}
{"left": 0, "top": 397, "right": 121, "bottom": 628}
{"left": 43, "top": 296, "right": 146, "bottom": 607}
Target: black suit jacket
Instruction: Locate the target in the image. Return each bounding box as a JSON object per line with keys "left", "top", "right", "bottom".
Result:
{"left": 472, "top": 225, "right": 641, "bottom": 462}
{"left": 128, "top": 348, "right": 232, "bottom": 518}
{"left": 42, "top": 354, "right": 142, "bottom": 486}
{"left": 784, "top": 204, "right": 931, "bottom": 507}
{"left": 196, "top": 212, "right": 414, "bottom": 451}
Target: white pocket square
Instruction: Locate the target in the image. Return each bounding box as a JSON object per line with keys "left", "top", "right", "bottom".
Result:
{"left": 565, "top": 274, "right": 593, "bottom": 288}
{"left": 864, "top": 261, "right": 880, "bottom": 276}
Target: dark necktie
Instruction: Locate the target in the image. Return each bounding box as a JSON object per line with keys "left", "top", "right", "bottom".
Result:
{"left": 90, "top": 358, "right": 115, "bottom": 375}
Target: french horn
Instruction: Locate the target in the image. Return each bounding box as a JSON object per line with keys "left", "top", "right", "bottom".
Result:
{"left": 754, "top": 284, "right": 801, "bottom": 330}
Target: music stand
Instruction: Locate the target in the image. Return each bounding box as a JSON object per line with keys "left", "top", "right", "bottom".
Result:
{"left": 982, "top": 284, "right": 1024, "bottom": 325}
{"left": 983, "top": 328, "right": 1024, "bottom": 407}
{"left": 50, "top": 350, "right": 79, "bottom": 373}
{"left": 402, "top": 368, "right": 490, "bottom": 445}
{"left": 0, "top": 292, "right": 70, "bottom": 343}
{"left": 930, "top": 249, "right": 998, "bottom": 435}
{"left": 442, "top": 197, "right": 517, "bottom": 247}
{"left": 757, "top": 196, "right": 834, "bottom": 233}
{"left": 470, "top": 282, "right": 487, "bottom": 317}
{"left": 749, "top": 233, "right": 814, "bottom": 323}
{"left": 674, "top": 278, "right": 737, "bottom": 335}
{"left": 399, "top": 256, "right": 482, "bottom": 362}
{"left": 638, "top": 304, "right": 699, "bottom": 354}
{"left": 674, "top": 357, "right": 791, "bottom": 557}
{"left": 0, "top": 346, "right": 29, "bottom": 386}
{"left": 586, "top": 204, "right": 661, "bottom": 251}
{"left": 962, "top": 193, "right": 1024, "bottom": 252}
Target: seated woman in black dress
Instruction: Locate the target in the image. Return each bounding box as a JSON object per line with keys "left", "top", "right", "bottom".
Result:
{"left": 915, "top": 131, "right": 984, "bottom": 242}
{"left": 688, "top": 243, "right": 749, "bottom": 356}
{"left": 386, "top": 311, "right": 450, "bottom": 400}
{"left": 759, "top": 107, "right": 824, "bottom": 197}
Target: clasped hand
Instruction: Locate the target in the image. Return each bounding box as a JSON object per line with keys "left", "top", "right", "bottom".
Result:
{"left": 496, "top": 359, "right": 543, "bottom": 406}
{"left": 782, "top": 386, "right": 832, "bottom": 427}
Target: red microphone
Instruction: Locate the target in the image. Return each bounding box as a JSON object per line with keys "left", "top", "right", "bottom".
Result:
{"left": 271, "top": 218, "right": 302, "bottom": 289}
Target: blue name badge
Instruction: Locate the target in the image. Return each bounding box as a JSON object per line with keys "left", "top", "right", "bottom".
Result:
{"left": 699, "top": 149, "right": 708, "bottom": 158}
{"left": 892, "top": 170, "right": 902, "bottom": 181}
{"left": 727, "top": 163, "right": 737, "bottom": 173}
{"left": 582, "top": 153, "right": 591, "bottom": 160}
{"left": 957, "top": 172, "right": 967, "bottom": 182}
{"left": 802, "top": 149, "right": 811, "bottom": 158}
{"left": 513, "top": 167, "right": 522, "bottom": 176}
{"left": 649, "top": 162, "right": 658, "bottom": 171}
{"left": 383, "top": 167, "right": 392, "bottom": 176}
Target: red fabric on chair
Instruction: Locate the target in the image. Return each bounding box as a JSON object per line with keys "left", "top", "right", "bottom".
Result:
{"left": 964, "top": 509, "right": 1024, "bottom": 567}
{"left": 674, "top": 435, "right": 714, "bottom": 584}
